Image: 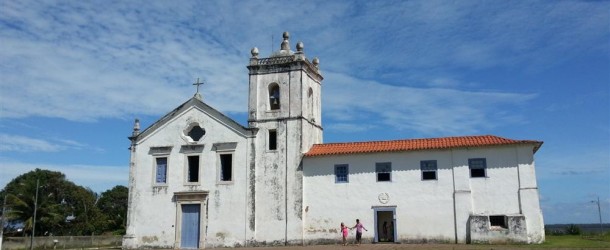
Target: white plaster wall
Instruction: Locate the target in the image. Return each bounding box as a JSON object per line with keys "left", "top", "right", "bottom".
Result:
{"left": 303, "top": 145, "right": 544, "bottom": 244}
{"left": 129, "top": 107, "right": 251, "bottom": 248}
{"left": 303, "top": 151, "right": 456, "bottom": 244}
{"left": 516, "top": 146, "right": 545, "bottom": 243}
{"left": 452, "top": 147, "right": 521, "bottom": 215}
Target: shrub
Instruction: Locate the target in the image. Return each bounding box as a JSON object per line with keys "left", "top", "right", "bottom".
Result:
{"left": 565, "top": 224, "right": 581, "bottom": 235}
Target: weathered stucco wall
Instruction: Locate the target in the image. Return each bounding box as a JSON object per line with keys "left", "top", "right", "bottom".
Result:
{"left": 124, "top": 106, "right": 252, "bottom": 248}
{"left": 302, "top": 145, "right": 544, "bottom": 244}
{"left": 468, "top": 215, "right": 528, "bottom": 243}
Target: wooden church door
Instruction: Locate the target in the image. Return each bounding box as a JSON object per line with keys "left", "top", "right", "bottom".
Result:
{"left": 181, "top": 204, "right": 201, "bottom": 248}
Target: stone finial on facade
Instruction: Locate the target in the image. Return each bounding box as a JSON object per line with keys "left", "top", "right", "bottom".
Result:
{"left": 280, "top": 32, "right": 290, "bottom": 51}
{"left": 132, "top": 118, "right": 140, "bottom": 136}
{"left": 294, "top": 41, "right": 305, "bottom": 61}
{"left": 251, "top": 47, "right": 259, "bottom": 58}
{"left": 312, "top": 57, "right": 320, "bottom": 69}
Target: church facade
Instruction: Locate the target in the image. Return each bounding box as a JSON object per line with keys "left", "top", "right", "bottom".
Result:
{"left": 122, "top": 33, "right": 544, "bottom": 249}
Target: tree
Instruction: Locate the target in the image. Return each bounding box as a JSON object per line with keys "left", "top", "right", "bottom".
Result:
{"left": 96, "top": 185, "right": 128, "bottom": 234}
{"left": 0, "top": 169, "right": 104, "bottom": 236}
{"left": 61, "top": 183, "right": 102, "bottom": 235}
{"left": 1, "top": 169, "right": 129, "bottom": 236}
{"left": 0, "top": 169, "right": 66, "bottom": 236}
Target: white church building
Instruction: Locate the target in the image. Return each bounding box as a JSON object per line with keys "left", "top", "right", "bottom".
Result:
{"left": 122, "top": 32, "right": 545, "bottom": 249}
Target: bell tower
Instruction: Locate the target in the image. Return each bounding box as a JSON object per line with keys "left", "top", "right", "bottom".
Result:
{"left": 247, "top": 32, "right": 323, "bottom": 244}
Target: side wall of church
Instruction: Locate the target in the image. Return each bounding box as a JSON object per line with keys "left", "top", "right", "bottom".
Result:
{"left": 125, "top": 107, "right": 252, "bottom": 248}
{"left": 302, "top": 145, "right": 544, "bottom": 244}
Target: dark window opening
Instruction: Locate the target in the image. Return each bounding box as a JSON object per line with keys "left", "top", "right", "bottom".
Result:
{"left": 156, "top": 157, "right": 168, "bottom": 184}
{"left": 220, "top": 154, "right": 232, "bottom": 181}
{"left": 421, "top": 160, "right": 438, "bottom": 180}
{"left": 470, "top": 168, "right": 486, "bottom": 178}
{"left": 422, "top": 171, "right": 437, "bottom": 180}
{"left": 469, "top": 158, "right": 487, "bottom": 178}
{"left": 187, "top": 155, "right": 199, "bottom": 182}
{"left": 269, "top": 84, "right": 280, "bottom": 110}
{"left": 308, "top": 88, "right": 314, "bottom": 119}
{"left": 377, "top": 172, "right": 391, "bottom": 181}
{"left": 335, "top": 164, "right": 349, "bottom": 183}
{"left": 489, "top": 215, "right": 507, "bottom": 228}
{"left": 376, "top": 163, "right": 392, "bottom": 182}
{"left": 188, "top": 125, "right": 205, "bottom": 141}
{"left": 269, "top": 130, "right": 277, "bottom": 150}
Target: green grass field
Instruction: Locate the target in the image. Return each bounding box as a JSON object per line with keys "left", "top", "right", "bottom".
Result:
{"left": 522, "top": 234, "right": 610, "bottom": 248}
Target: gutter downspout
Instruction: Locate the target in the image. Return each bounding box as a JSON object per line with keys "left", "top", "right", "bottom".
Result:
{"left": 515, "top": 147, "right": 523, "bottom": 214}
{"left": 451, "top": 149, "right": 458, "bottom": 244}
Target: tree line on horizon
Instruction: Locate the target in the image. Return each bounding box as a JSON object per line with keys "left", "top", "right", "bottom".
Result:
{"left": 0, "top": 169, "right": 128, "bottom": 236}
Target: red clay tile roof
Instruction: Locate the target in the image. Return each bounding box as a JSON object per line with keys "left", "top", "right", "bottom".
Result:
{"left": 304, "top": 135, "right": 542, "bottom": 157}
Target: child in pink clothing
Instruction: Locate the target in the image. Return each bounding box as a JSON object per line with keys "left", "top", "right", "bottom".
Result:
{"left": 340, "top": 222, "right": 349, "bottom": 246}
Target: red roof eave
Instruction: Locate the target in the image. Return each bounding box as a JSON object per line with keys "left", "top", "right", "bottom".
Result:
{"left": 304, "top": 135, "right": 543, "bottom": 157}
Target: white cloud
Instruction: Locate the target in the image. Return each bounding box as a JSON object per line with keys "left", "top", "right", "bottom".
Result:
{"left": 323, "top": 72, "right": 536, "bottom": 135}
{"left": 0, "top": 134, "right": 65, "bottom": 152}
{"left": 0, "top": 133, "right": 93, "bottom": 153}
{"left": 326, "top": 123, "right": 379, "bottom": 133}
{"left": 0, "top": 159, "right": 127, "bottom": 193}
{"left": 0, "top": 0, "right": 606, "bottom": 130}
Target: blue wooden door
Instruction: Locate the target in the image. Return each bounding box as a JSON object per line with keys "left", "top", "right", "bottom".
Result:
{"left": 181, "top": 204, "right": 200, "bottom": 248}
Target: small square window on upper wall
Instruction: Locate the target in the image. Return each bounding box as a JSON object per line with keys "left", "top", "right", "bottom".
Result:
{"left": 155, "top": 157, "right": 168, "bottom": 184}
{"left": 420, "top": 160, "right": 437, "bottom": 180}
{"left": 376, "top": 162, "right": 392, "bottom": 182}
{"left": 335, "top": 164, "right": 349, "bottom": 183}
{"left": 469, "top": 158, "right": 487, "bottom": 178}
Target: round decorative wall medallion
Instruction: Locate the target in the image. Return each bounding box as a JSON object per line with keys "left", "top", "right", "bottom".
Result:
{"left": 378, "top": 192, "right": 390, "bottom": 204}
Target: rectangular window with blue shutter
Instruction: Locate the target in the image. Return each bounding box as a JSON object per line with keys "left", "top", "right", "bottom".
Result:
{"left": 335, "top": 164, "right": 349, "bottom": 183}
{"left": 156, "top": 157, "right": 168, "bottom": 184}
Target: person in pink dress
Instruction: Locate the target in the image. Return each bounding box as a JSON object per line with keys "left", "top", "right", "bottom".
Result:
{"left": 351, "top": 219, "right": 368, "bottom": 245}
{"left": 340, "top": 222, "right": 349, "bottom": 246}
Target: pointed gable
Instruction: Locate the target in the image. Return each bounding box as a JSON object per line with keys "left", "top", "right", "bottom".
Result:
{"left": 132, "top": 97, "right": 256, "bottom": 143}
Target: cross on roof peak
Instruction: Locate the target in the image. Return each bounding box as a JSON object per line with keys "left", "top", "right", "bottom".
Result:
{"left": 193, "top": 78, "right": 205, "bottom": 93}
{"left": 193, "top": 78, "right": 205, "bottom": 100}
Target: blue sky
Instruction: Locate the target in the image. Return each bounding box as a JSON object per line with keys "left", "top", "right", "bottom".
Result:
{"left": 0, "top": 1, "right": 608, "bottom": 224}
